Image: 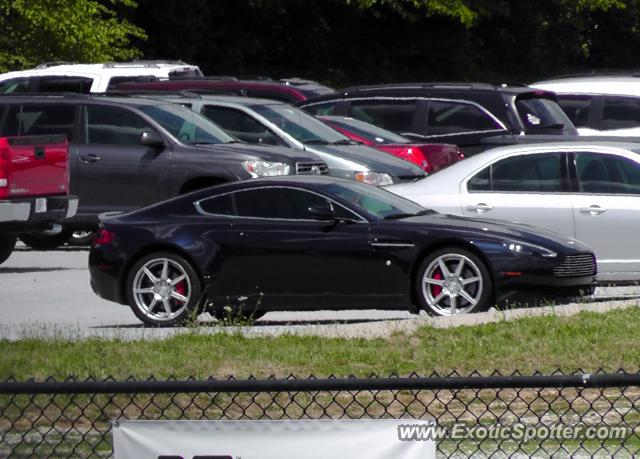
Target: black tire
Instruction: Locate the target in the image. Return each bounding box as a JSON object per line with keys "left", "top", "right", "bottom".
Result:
{"left": 126, "top": 251, "right": 203, "bottom": 327}
{"left": 415, "top": 247, "right": 493, "bottom": 316}
{"left": 68, "top": 230, "right": 96, "bottom": 246}
{"left": 0, "top": 236, "right": 16, "bottom": 265}
{"left": 19, "top": 229, "right": 73, "bottom": 250}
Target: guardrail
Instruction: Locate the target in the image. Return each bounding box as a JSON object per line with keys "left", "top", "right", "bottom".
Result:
{"left": 1, "top": 371, "right": 639, "bottom": 457}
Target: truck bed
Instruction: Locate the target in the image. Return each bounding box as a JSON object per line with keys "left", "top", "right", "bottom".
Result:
{"left": 0, "top": 135, "right": 69, "bottom": 199}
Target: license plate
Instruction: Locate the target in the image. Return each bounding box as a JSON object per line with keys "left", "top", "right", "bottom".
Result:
{"left": 34, "top": 198, "right": 47, "bottom": 213}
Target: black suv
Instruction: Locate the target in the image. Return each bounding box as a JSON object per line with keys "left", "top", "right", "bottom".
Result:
{"left": 0, "top": 94, "right": 328, "bottom": 246}
{"left": 298, "top": 83, "right": 578, "bottom": 155}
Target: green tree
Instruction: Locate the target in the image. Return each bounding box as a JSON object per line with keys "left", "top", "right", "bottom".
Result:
{"left": 0, "top": 0, "right": 146, "bottom": 73}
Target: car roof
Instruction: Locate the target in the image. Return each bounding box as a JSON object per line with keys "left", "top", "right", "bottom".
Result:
{"left": 0, "top": 61, "right": 200, "bottom": 80}
{"left": 532, "top": 76, "right": 640, "bottom": 96}
{"left": 0, "top": 93, "right": 182, "bottom": 107}
{"left": 340, "top": 82, "right": 539, "bottom": 95}
{"left": 145, "top": 93, "right": 287, "bottom": 107}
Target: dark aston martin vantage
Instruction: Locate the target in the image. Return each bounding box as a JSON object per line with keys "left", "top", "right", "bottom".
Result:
{"left": 89, "top": 176, "right": 597, "bottom": 326}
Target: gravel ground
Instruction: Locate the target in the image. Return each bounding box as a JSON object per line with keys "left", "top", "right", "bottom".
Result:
{"left": 0, "top": 245, "right": 638, "bottom": 341}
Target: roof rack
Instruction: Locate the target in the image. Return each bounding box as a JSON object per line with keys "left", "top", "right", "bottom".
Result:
{"left": 103, "top": 60, "right": 195, "bottom": 68}
{"left": 280, "top": 77, "right": 324, "bottom": 86}
{"left": 542, "top": 70, "right": 640, "bottom": 80}
{"left": 0, "top": 92, "right": 91, "bottom": 99}
{"left": 343, "top": 82, "right": 499, "bottom": 92}
{"left": 34, "top": 61, "right": 78, "bottom": 69}
{"left": 108, "top": 88, "right": 246, "bottom": 98}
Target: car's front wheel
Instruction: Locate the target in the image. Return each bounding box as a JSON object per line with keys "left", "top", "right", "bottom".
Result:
{"left": 416, "top": 247, "right": 493, "bottom": 316}
{"left": 126, "top": 252, "right": 202, "bottom": 326}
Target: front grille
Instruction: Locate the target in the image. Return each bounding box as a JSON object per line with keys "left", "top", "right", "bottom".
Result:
{"left": 296, "top": 161, "right": 329, "bottom": 175}
{"left": 552, "top": 254, "right": 597, "bottom": 278}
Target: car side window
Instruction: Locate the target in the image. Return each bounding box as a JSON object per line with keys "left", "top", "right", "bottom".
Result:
{"left": 233, "top": 187, "right": 332, "bottom": 219}
{"left": 201, "top": 106, "right": 283, "bottom": 145}
{"left": 468, "top": 154, "right": 563, "bottom": 193}
{"left": 0, "top": 78, "right": 32, "bottom": 93}
{"left": 556, "top": 95, "right": 592, "bottom": 128}
{"left": 86, "top": 105, "right": 154, "bottom": 145}
{"left": 426, "top": 100, "right": 501, "bottom": 135}
{"left": 347, "top": 99, "right": 416, "bottom": 133}
{"left": 602, "top": 97, "right": 640, "bottom": 130}
{"left": 37, "top": 76, "right": 93, "bottom": 93}
{"left": 4, "top": 104, "right": 76, "bottom": 140}
{"left": 198, "top": 193, "right": 235, "bottom": 215}
{"left": 575, "top": 152, "right": 640, "bottom": 195}
{"left": 303, "top": 102, "right": 337, "bottom": 116}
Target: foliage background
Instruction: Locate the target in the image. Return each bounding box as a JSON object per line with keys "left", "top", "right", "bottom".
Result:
{"left": 3, "top": 0, "right": 640, "bottom": 86}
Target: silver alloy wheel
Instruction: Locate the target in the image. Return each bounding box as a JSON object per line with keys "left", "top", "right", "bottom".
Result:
{"left": 132, "top": 258, "right": 192, "bottom": 322}
{"left": 421, "top": 253, "right": 483, "bottom": 315}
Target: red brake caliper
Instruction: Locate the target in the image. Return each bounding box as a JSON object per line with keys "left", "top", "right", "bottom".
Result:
{"left": 432, "top": 270, "right": 443, "bottom": 296}
{"left": 174, "top": 281, "right": 187, "bottom": 303}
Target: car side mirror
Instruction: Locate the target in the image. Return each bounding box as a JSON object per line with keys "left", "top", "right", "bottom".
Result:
{"left": 140, "top": 131, "right": 165, "bottom": 148}
{"left": 307, "top": 205, "right": 335, "bottom": 221}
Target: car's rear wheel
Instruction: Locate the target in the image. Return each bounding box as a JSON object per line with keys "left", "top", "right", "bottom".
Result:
{"left": 416, "top": 247, "right": 493, "bottom": 316}
{"left": 0, "top": 236, "right": 16, "bottom": 265}
{"left": 127, "top": 252, "right": 202, "bottom": 326}
{"left": 69, "top": 230, "right": 96, "bottom": 246}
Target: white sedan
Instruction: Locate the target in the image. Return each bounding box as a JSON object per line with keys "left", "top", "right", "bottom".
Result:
{"left": 388, "top": 142, "right": 640, "bottom": 283}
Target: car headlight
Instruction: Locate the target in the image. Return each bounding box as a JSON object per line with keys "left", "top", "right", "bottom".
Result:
{"left": 242, "top": 160, "right": 291, "bottom": 177}
{"left": 354, "top": 171, "right": 394, "bottom": 186}
{"left": 502, "top": 240, "right": 557, "bottom": 258}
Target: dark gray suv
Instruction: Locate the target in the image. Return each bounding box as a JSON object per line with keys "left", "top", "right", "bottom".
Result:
{"left": 0, "top": 94, "right": 328, "bottom": 248}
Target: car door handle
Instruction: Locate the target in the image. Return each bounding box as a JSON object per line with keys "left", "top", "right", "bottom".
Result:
{"left": 579, "top": 205, "right": 607, "bottom": 215}
{"left": 80, "top": 154, "right": 101, "bottom": 164}
{"left": 466, "top": 203, "right": 493, "bottom": 213}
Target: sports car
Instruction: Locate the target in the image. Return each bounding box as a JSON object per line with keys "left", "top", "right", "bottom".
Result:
{"left": 89, "top": 176, "right": 596, "bottom": 326}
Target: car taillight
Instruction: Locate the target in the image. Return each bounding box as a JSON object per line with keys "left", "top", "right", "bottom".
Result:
{"left": 93, "top": 228, "right": 114, "bottom": 246}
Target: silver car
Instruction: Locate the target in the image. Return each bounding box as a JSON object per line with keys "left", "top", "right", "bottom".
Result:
{"left": 388, "top": 142, "right": 640, "bottom": 283}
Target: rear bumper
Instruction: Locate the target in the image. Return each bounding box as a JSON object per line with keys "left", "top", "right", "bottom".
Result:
{"left": 0, "top": 195, "right": 78, "bottom": 228}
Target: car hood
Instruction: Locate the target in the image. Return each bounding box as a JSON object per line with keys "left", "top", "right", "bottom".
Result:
{"left": 305, "top": 143, "right": 425, "bottom": 177}
{"left": 196, "top": 143, "right": 324, "bottom": 164}
{"left": 396, "top": 213, "right": 592, "bottom": 253}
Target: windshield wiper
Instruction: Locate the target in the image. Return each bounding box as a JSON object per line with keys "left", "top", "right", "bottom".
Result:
{"left": 383, "top": 209, "right": 435, "bottom": 220}
{"left": 300, "top": 139, "right": 329, "bottom": 145}
{"left": 539, "top": 123, "right": 565, "bottom": 129}
{"left": 331, "top": 139, "right": 361, "bottom": 145}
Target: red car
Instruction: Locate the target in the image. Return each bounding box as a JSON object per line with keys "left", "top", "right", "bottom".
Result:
{"left": 317, "top": 115, "right": 464, "bottom": 173}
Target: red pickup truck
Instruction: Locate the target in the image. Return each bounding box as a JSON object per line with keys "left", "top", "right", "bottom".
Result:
{"left": 0, "top": 135, "right": 78, "bottom": 264}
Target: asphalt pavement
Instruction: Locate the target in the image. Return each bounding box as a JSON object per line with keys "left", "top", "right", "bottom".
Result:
{"left": 1, "top": 245, "right": 638, "bottom": 341}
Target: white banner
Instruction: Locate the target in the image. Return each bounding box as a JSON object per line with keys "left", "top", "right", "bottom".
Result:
{"left": 113, "top": 419, "right": 436, "bottom": 459}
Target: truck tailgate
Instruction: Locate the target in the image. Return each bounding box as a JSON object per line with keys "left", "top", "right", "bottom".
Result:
{"left": 0, "top": 135, "right": 69, "bottom": 198}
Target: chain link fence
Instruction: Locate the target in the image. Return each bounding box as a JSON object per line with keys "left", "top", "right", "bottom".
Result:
{"left": 1, "top": 371, "right": 639, "bottom": 457}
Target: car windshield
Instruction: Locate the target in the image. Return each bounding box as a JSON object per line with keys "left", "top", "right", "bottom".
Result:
{"left": 252, "top": 103, "right": 350, "bottom": 144}
{"left": 515, "top": 95, "right": 574, "bottom": 132}
{"left": 321, "top": 181, "right": 428, "bottom": 219}
{"left": 137, "top": 103, "right": 236, "bottom": 144}
{"left": 324, "top": 116, "right": 408, "bottom": 144}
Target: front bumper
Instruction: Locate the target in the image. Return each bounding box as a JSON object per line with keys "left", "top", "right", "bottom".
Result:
{"left": 0, "top": 195, "right": 78, "bottom": 231}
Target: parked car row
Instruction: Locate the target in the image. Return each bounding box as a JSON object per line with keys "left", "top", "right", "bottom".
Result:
{"left": 4, "top": 60, "right": 639, "bottom": 325}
